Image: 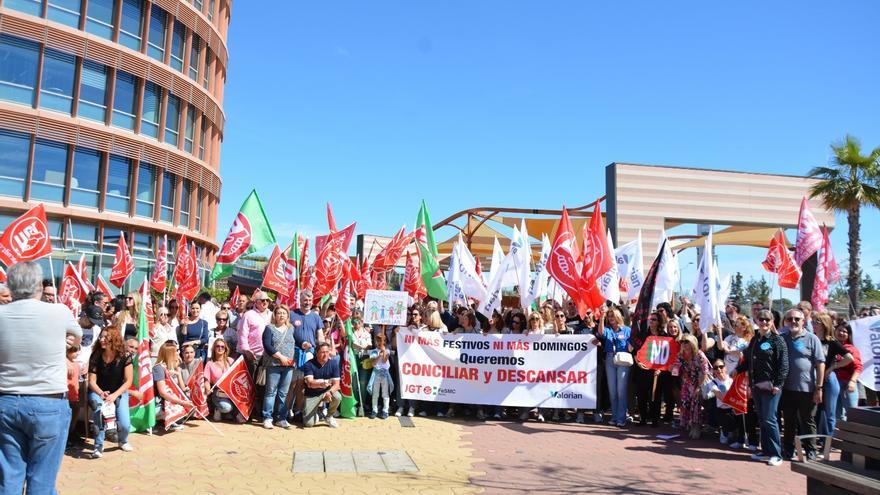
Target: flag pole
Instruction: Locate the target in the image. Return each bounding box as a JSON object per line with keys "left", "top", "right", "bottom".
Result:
{"left": 48, "top": 253, "right": 56, "bottom": 288}
{"left": 188, "top": 405, "right": 225, "bottom": 437}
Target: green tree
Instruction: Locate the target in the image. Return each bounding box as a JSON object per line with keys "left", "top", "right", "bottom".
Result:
{"left": 729, "top": 272, "right": 745, "bottom": 303}
{"left": 861, "top": 273, "right": 875, "bottom": 298}
{"left": 809, "top": 135, "right": 880, "bottom": 315}
{"left": 744, "top": 276, "right": 771, "bottom": 306}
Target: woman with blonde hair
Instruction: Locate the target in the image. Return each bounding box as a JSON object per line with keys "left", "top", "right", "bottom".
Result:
{"left": 524, "top": 312, "right": 545, "bottom": 335}
{"left": 116, "top": 292, "right": 141, "bottom": 341}
{"left": 153, "top": 341, "right": 193, "bottom": 431}
{"left": 814, "top": 312, "right": 855, "bottom": 436}
{"left": 673, "top": 334, "right": 711, "bottom": 439}
{"left": 203, "top": 338, "right": 244, "bottom": 422}
{"left": 260, "top": 304, "right": 296, "bottom": 429}
{"left": 599, "top": 307, "right": 633, "bottom": 427}
{"left": 717, "top": 314, "right": 757, "bottom": 448}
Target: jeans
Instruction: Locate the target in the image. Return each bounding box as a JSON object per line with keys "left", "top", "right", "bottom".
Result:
{"left": 0, "top": 395, "right": 71, "bottom": 495}
{"left": 211, "top": 394, "right": 234, "bottom": 414}
{"left": 819, "top": 373, "right": 840, "bottom": 435}
{"left": 753, "top": 389, "right": 783, "bottom": 458}
{"left": 838, "top": 380, "right": 859, "bottom": 422}
{"left": 605, "top": 359, "right": 631, "bottom": 425}
{"left": 262, "top": 366, "right": 293, "bottom": 422}
{"left": 89, "top": 391, "right": 130, "bottom": 452}
{"left": 782, "top": 390, "right": 818, "bottom": 456}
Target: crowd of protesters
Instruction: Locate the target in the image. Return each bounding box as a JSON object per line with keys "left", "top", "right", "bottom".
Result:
{"left": 2, "top": 260, "right": 879, "bottom": 492}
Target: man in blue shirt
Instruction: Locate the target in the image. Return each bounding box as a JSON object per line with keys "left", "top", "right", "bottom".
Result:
{"left": 287, "top": 289, "right": 324, "bottom": 419}
{"left": 301, "top": 342, "right": 341, "bottom": 428}
{"left": 781, "top": 309, "right": 825, "bottom": 461}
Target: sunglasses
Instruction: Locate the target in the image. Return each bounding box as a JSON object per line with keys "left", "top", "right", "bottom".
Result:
{"left": 158, "top": 313, "right": 169, "bottom": 316}
{"left": 555, "top": 314, "right": 565, "bottom": 318}
{"left": 216, "top": 318, "right": 228, "bottom": 322}
{"left": 758, "top": 318, "right": 771, "bottom": 323}
{"left": 712, "top": 365, "right": 724, "bottom": 370}
{"left": 785, "top": 317, "right": 803, "bottom": 323}
{"left": 257, "top": 298, "right": 270, "bottom": 302}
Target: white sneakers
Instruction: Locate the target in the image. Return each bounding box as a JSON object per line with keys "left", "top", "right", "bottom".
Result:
{"left": 394, "top": 407, "right": 404, "bottom": 417}
{"left": 407, "top": 407, "right": 415, "bottom": 417}
{"left": 325, "top": 416, "right": 339, "bottom": 428}
{"left": 263, "top": 419, "right": 274, "bottom": 429}
{"left": 119, "top": 443, "right": 134, "bottom": 452}
{"left": 767, "top": 457, "right": 783, "bottom": 467}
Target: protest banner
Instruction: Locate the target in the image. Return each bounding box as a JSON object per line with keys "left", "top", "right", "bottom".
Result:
{"left": 363, "top": 289, "right": 408, "bottom": 326}
{"left": 187, "top": 361, "right": 209, "bottom": 418}
{"left": 215, "top": 357, "right": 255, "bottom": 417}
{"left": 163, "top": 376, "right": 193, "bottom": 429}
{"left": 636, "top": 337, "right": 680, "bottom": 371}
{"left": 851, "top": 315, "right": 880, "bottom": 392}
{"left": 397, "top": 329, "right": 597, "bottom": 408}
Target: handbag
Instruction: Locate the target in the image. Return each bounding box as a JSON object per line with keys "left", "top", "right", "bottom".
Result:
{"left": 753, "top": 380, "right": 774, "bottom": 392}
{"left": 255, "top": 364, "right": 267, "bottom": 386}
{"left": 613, "top": 351, "right": 633, "bottom": 367}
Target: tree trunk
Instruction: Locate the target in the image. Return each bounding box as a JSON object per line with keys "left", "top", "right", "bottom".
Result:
{"left": 847, "top": 207, "right": 861, "bottom": 316}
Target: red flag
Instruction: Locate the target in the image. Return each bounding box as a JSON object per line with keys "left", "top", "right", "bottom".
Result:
{"left": 372, "top": 270, "right": 387, "bottom": 291}
{"left": 812, "top": 227, "right": 837, "bottom": 312}
{"left": 262, "top": 245, "right": 289, "bottom": 295}
{"left": 373, "top": 226, "right": 413, "bottom": 273}
{"left": 313, "top": 230, "right": 348, "bottom": 300}
{"left": 335, "top": 265, "right": 353, "bottom": 321}
{"left": 128, "top": 333, "right": 155, "bottom": 408}
{"left": 173, "top": 236, "right": 200, "bottom": 301}
{"left": 547, "top": 207, "right": 583, "bottom": 309}
{"left": 721, "top": 372, "right": 750, "bottom": 415}
{"left": 327, "top": 202, "right": 337, "bottom": 232}
{"left": 162, "top": 373, "right": 193, "bottom": 428}
{"left": 761, "top": 230, "right": 801, "bottom": 289}
{"left": 0, "top": 203, "right": 53, "bottom": 266}
{"left": 75, "top": 254, "right": 95, "bottom": 293}
{"left": 231, "top": 285, "right": 241, "bottom": 306}
{"left": 315, "top": 222, "right": 356, "bottom": 258}
{"left": 635, "top": 336, "right": 681, "bottom": 371}
{"left": 151, "top": 235, "right": 168, "bottom": 293}
{"left": 822, "top": 226, "right": 840, "bottom": 284}
{"left": 186, "top": 361, "right": 209, "bottom": 418}
{"left": 474, "top": 255, "right": 485, "bottom": 285}
{"left": 0, "top": 266, "right": 5, "bottom": 283}
{"left": 794, "top": 197, "right": 823, "bottom": 266}
{"left": 579, "top": 200, "right": 613, "bottom": 312}
{"left": 109, "top": 233, "right": 134, "bottom": 288}
{"left": 403, "top": 251, "right": 426, "bottom": 299}
{"left": 138, "top": 280, "right": 156, "bottom": 338}
{"left": 356, "top": 258, "right": 372, "bottom": 301}
{"left": 95, "top": 274, "right": 115, "bottom": 297}
{"left": 215, "top": 357, "right": 254, "bottom": 418}
{"left": 58, "top": 263, "right": 84, "bottom": 313}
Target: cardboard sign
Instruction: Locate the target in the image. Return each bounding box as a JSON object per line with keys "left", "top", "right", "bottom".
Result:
{"left": 363, "top": 289, "right": 408, "bottom": 326}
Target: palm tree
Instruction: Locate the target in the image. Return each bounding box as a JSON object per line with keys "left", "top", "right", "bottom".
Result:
{"left": 809, "top": 135, "right": 880, "bottom": 315}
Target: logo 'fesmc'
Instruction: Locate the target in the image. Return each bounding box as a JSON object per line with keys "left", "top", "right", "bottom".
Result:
{"left": 217, "top": 213, "right": 252, "bottom": 263}
{"left": 227, "top": 367, "right": 254, "bottom": 404}
{"left": 8, "top": 217, "right": 49, "bottom": 260}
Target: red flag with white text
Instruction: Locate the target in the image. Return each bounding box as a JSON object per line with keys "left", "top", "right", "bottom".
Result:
{"left": 110, "top": 233, "right": 134, "bottom": 288}
{"left": 186, "top": 360, "right": 209, "bottom": 418}
{"left": 0, "top": 203, "right": 53, "bottom": 266}
{"left": 373, "top": 226, "right": 413, "bottom": 273}
{"left": 403, "top": 251, "right": 426, "bottom": 299}
{"left": 151, "top": 235, "right": 168, "bottom": 293}
{"left": 95, "top": 274, "right": 115, "bottom": 298}
{"left": 578, "top": 200, "right": 613, "bottom": 313}
{"left": 547, "top": 208, "right": 584, "bottom": 312}
{"left": 762, "top": 230, "right": 801, "bottom": 289}
{"left": 794, "top": 197, "right": 823, "bottom": 266}
{"left": 262, "top": 245, "right": 289, "bottom": 295}
{"left": 721, "top": 372, "right": 750, "bottom": 415}
{"left": 215, "top": 357, "right": 255, "bottom": 418}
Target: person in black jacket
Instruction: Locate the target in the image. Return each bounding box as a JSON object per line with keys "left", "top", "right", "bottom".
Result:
{"left": 734, "top": 309, "right": 789, "bottom": 467}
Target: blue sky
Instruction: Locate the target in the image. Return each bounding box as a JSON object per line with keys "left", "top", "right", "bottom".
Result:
{"left": 217, "top": 1, "right": 880, "bottom": 298}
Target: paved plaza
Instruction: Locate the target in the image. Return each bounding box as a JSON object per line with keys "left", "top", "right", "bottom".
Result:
{"left": 58, "top": 417, "right": 806, "bottom": 494}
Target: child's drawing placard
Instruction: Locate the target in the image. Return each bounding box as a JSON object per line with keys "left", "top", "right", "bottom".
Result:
{"left": 363, "top": 290, "right": 408, "bottom": 326}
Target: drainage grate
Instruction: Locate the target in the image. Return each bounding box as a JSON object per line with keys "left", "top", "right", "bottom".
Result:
{"left": 292, "top": 450, "right": 418, "bottom": 473}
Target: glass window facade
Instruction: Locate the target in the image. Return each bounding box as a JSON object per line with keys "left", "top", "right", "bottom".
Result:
{"left": 184, "top": 104, "right": 196, "bottom": 153}
{"left": 170, "top": 21, "right": 186, "bottom": 72}
{"left": 119, "top": 0, "right": 144, "bottom": 51}
{"left": 106, "top": 155, "right": 131, "bottom": 213}
{"left": 40, "top": 49, "right": 77, "bottom": 115}
{"left": 135, "top": 163, "right": 155, "bottom": 217}
{"left": 198, "top": 115, "right": 207, "bottom": 160}
{"left": 31, "top": 140, "right": 68, "bottom": 203}
{"left": 188, "top": 34, "right": 201, "bottom": 81}
{"left": 147, "top": 6, "right": 167, "bottom": 62}
{"left": 195, "top": 187, "right": 203, "bottom": 231}
{"left": 141, "top": 81, "right": 161, "bottom": 138}
{"left": 85, "top": 0, "right": 117, "bottom": 40}
{"left": 70, "top": 148, "right": 101, "bottom": 207}
{"left": 112, "top": 71, "right": 137, "bottom": 130}
{"left": 160, "top": 170, "right": 175, "bottom": 222}
{"left": 78, "top": 61, "right": 108, "bottom": 122}
{"left": 0, "top": 35, "right": 40, "bottom": 106}
{"left": 179, "top": 178, "right": 191, "bottom": 226}
{"left": 6, "top": 0, "right": 42, "bottom": 16}
{"left": 47, "top": 0, "right": 82, "bottom": 29}
{"left": 0, "top": 130, "right": 30, "bottom": 199}
{"left": 165, "top": 94, "right": 181, "bottom": 146}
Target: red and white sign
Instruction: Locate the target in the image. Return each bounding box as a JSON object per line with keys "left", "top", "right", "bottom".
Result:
{"left": 261, "top": 245, "right": 288, "bottom": 295}
{"left": 187, "top": 361, "right": 209, "bottom": 418}
{"left": 110, "top": 234, "right": 134, "bottom": 288}
{"left": 163, "top": 375, "right": 193, "bottom": 429}
{"left": 151, "top": 235, "right": 168, "bottom": 293}
{"left": 547, "top": 208, "right": 583, "bottom": 309}
{"left": 794, "top": 197, "right": 823, "bottom": 266}
{"left": 95, "top": 274, "right": 115, "bottom": 297}
{"left": 762, "top": 229, "right": 801, "bottom": 289}
{"left": 0, "top": 203, "right": 53, "bottom": 266}
{"left": 216, "top": 212, "right": 252, "bottom": 264}
{"left": 215, "top": 357, "right": 255, "bottom": 418}
{"left": 721, "top": 372, "right": 750, "bottom": 415}
{"left": 173, "top": 237, "right": 200, "bottom": 301}
{"left": 636, "top": 336, "right": 681, "bottom": 371}
{"left": 58, "top": 262, "right": 84, "bottom": 313}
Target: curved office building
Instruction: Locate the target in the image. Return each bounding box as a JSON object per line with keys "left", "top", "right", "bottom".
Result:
{"left": 0, "top": 0, "right": 229, "bottom": 290}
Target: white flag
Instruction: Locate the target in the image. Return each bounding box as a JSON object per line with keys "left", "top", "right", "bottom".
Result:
{"left": 446, "top": 239, "right": 466, "bottom": 308}
{"left": 598, "top": 230, "right": 621, "bottom": 303}
{"left": 616, "top": 230, "right": 645, "bottom": 303}
{"left": 489, "top": 236, "right": 519, "bottom": 289}
{"left": 517, "top": 221, "right": 533, "bottom": 309}
{"left": 479, "top": 227, "right": 526, "bottom": 317}
{"left": 448, "top": 235, "right": 489, "bottom": 308}
{"left": 850, "top": 315, "right": 880, "bottom": 391}
{"left": 692, "top": 231, "right": 721, "bottom": 333}
{"left": 652, "top": 230, "right": 678, "bottom": 308}
{"left": 524, "top": 234, "right": 552, "bottom": 309}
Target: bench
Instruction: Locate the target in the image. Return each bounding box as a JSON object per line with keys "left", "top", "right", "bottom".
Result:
{"left": 791, "top": 406, "right": 880, "bottom": 495}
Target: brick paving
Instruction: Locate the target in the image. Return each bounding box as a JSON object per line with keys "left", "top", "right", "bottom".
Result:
{"left": 462, "top": 420, "right": 807, "bottom": 494}
{"left": 56, "top": 416, "right": 810, "bottom": 494}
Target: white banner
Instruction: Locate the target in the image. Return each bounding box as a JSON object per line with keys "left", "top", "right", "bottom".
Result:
{"left": 850, "top": 315, "right": 880, "bottom": 391}
{"left": 363, "top": 289, "right": 408, "bottom": 326}
{"left": 397, "top": 329, "right": 597, "bottom": 408}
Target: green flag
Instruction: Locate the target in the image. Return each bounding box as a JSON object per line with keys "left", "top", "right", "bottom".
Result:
{"left": 130, "top": 287, "right": 156, "bottom": 432}
{"left": 414, "top": 200, "right": 447, "bottom": 300}
{"left": 211, "top": 190, "right": 276, "bottom": 280}
{"left": 339, "top": 319, "right": 360, "bottom": 418}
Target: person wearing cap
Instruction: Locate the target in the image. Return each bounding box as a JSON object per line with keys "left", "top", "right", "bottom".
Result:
{"left": 77, "top": 304, "right": 105, "bottom": 368}
{"left": 0, "top": 262, "right": 81, "bottom": 492}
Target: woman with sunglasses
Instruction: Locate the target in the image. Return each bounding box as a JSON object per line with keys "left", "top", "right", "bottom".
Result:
{"left": 204, "top": 338, "right": 246, "bottom": 423}
{"left": 210, "top": 310, "right": 230, "bottom": 359}
{"left": 829, "top": 323, "right": 863, "bottom": 424}
{"left": 87, "top": 325, "right": 133, "bottom": 458}
{"left": 260, "top": 304, "right": 297, "bottom": 429}
{"left": 734, "top": 309, "right": 788, "bottom": 467}
{"left": 151, "top": 307, "right": 178, "bottom": 359}
{"left": 153, "top": 341, "right": 193, "bottom": 431}
{"left": 177, "top": 302, "right": 209, "bottom": 362}
{"left": 166, "top": 300, "right": 181, "bottom": 327}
